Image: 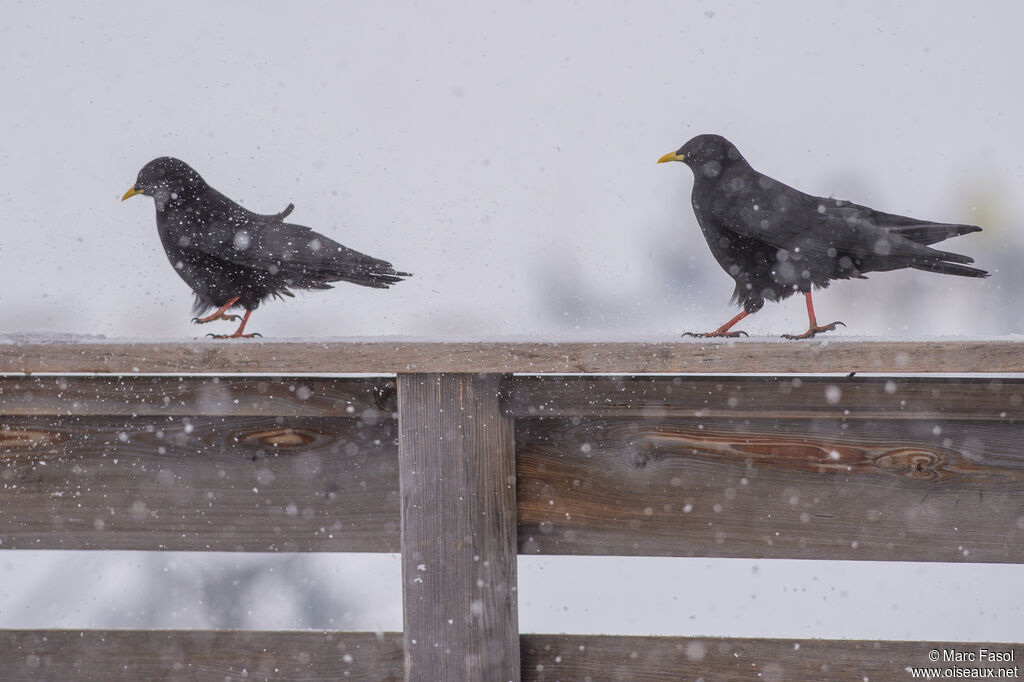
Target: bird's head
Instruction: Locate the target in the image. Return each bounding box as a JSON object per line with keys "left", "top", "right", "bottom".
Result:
{"left": 657, "top": 134, "right": 747, "bottom": 178}
{"left": 121, "top": 157, "right": 207, "bottom": 208}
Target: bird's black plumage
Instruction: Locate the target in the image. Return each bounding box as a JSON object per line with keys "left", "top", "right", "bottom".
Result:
{"left": 658, "top": 134, "right": 987, "bottom": 338}
{"left": 122, "top": 157, "right": 409, "bottom": 336}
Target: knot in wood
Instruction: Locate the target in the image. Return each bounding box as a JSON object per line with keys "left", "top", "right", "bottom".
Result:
{"left": 873, "top": 448, "right": 953, "bottom": 482}
{"left": 236, "top": 427, "right": 317, "bottom": 449}
{"left": 0, "top": 428, "right": 64, "bottom": 451}
{"left": 627, "top": 444, "right": 659, "bottom": 470}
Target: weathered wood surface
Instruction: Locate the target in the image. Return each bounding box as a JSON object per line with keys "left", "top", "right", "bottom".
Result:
{"left": 0, "top": 376, "right": 396, "bottom": 417}
{"left": 3, "top": 373, "right": 1023, "bottom": 559}
{"left": 2, "top": 339, "right": 1023, "bottom": 374}
{"left": 0, "top": 415, "right": 400, "bottom": 551}
{"left": 517, "top": 414, "right": 1024, "bottom": 562}
{"left": 0, "top": 630, "right": 404, "bottom": 681}
{"left": 5, "top": 403, "right": 1018, "bottom": 559}
{"left": 2, "top": 630, "right": 1016, "bottom": 681}
{"left": 505, "top": 375, "right": 1024, "bottom": 420}
{"left": 398, "top": 374, "right": 520, "bottom": 682}
{"left": 521, "top": 635, "right": 1022, "bottom": 682}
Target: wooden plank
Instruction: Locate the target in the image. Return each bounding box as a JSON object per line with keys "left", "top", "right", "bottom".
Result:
{"left": 516, "top": 416, "right": 1024, "bottom": 562}
{"left": 6, "top": 407, "right": 1019, "bottom": 559}
{"left": 2, "top": 631, "right": 1016, "bottom": 681}
{"left": 505, "top": 375, "right": 1024, "bottom": 420}
{"left": 521, "top": 634, "right": 1023, "bottom": 682}
{"left": 2, "top": 339, "right": 1023, "bottom": 374}
{"left": 398, "top": 374, "right": 520, "bottom": 682}
{"left": 0, "top": 376, "right": 396, "bottom": 417}
{"left": 0, "top": 630, "right": 404, "bottom": 681}
{"left": 4, "top": 373, "right": 1021, "bottom": 558}
{"left": 0, "top": 416, "right": 399, "bottom": 551}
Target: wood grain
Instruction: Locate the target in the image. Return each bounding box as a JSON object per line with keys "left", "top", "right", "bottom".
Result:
{"left": 0, "top": 630, "right": 404, "bottom": 681}
{"left": 4, "top": 373, "right": 1023, "bottom": 559}
{"left": 0, "top": 376, "right": 396, "bottom": 417}
{"left": 1, "top": 631, "right": 1015, "bottom": 681}
{"left": 505, "top": 375, "right": 1024, "bottom": 420}
{"left": 0, "top": 415, "right": 400, "bottom": 551}
{"left": 521, "top": 635, "right": 1022, "bottom": 682}
{"left": 2, "top": 339, "right": 1023, "bottom": 374}
{"left": 516, "top": 416, "right": 1024, "bottom": 562}
{"left": 398, "top": 374, "right": 520, "bottom": 682}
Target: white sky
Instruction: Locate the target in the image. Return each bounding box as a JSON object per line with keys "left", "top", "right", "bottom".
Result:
{"left": 2, "top": 1, "right": 1022, "bottom": 338}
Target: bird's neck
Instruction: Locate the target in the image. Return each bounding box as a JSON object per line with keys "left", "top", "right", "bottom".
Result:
{"left": 690, "top": 157, "right": 754, "bottom": 190}
{"left": 154, "top": 185, "right": 219, "bottom": 215}
{"left": 689, "top": 159, "right": 756, "bottom": 217}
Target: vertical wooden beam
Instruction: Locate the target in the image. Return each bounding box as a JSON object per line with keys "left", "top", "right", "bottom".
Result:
{"left": 397, "top": 373, "right": 520, "bottom": 682}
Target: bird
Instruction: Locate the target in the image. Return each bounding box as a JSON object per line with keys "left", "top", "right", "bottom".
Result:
{"left": 657, "top": 134, "right": 988, "bottom": 339}
{"left": 121, "top": 157, "right": 409, "bottom": 338}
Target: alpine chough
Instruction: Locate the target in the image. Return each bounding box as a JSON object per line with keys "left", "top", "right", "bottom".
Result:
{"left": 122, "top": 157, "right": 409, "bottom": 338}
{"left": 658, "top": 134, "right": 988, "bottom": 338}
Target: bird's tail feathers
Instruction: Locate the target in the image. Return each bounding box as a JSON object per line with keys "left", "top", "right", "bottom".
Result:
{"left": 306, "top": 262, "right": 411, "bottom": 289}
{"left": 910, "top": 260, "right": 989, "bottom": 278}
{"left": 925, "top": 247, "right": 976, "bottom": 265}
{"left": 345, "top": 271, "right": 410, "bottom": 289}
{"left": 885, "top": 222, "right": 981, "bottom": 246}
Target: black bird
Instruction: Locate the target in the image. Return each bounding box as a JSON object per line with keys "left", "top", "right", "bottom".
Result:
{"left": 657, "top": 134, "right": 988, "bottom": 338}
{"left": 122, "top": 157, "right": 409, "bottom": 338}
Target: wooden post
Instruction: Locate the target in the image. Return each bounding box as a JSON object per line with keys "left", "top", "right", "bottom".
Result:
{"left": 397, "top": 373, "right": 520, "bottom": 682}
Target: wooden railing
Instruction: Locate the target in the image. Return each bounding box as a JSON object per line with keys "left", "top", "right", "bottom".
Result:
{"left": 0, "top": 340, "right": 1021, "bottom": 680}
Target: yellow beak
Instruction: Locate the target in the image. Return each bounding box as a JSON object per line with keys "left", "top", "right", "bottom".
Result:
{"left": 121, "top": 186, "right": 144, "bottom": 201}
{"left": 657, "top": 152, "right": 685, "bottom": 164}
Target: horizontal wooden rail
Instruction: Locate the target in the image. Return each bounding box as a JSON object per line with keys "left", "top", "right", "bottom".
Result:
{"left": 0, "top": 413, "right": 400, "bottom": 551}
{"left": 515, "top": 416, "right": 1024, "bottom": 561}
{"left": 513, "top": 375, "right": 1024, "bottom": 562}
{"left": 0, "top": 376, "right": 396, "bottom": 417}
{"left": 0, "top": 630, "right": 404, "bottom": 681}
{"left": 0, "top": 376, "right": 400, "bottom": 551}
{"left": 2, "top": 375, "right": 1022, "bottom": 561}
{"left": 504, "top": 375, "right": 1024, "bottom": 420}
{"left": 1, "top": 630, "right": 1017, "bottom": 681}
{"left": 1, "top": 339, "right": 1023, "bottom": 374}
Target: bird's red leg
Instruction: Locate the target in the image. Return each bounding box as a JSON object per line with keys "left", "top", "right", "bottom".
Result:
{"left": 229, "top": 309, "right": 254, "bottom": 338}
{"left": 782, "top": 292, "right": 845, "bottom": 340}
{"left": 192, "top": 297, "right": 241, "bottom": 324}
{"left": 683, "top": 310, "right": 751, "bottom": 338}
{"left": 208, "top": 309, "right": 261, "bottom": 339}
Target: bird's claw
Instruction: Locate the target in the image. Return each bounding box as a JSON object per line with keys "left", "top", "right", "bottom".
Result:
{"left": 205, "top": 332, "right": 262, "bottom": 339}
{"left": 782, "top": 321, "right": 845, "bottom": 340}
{"left": 683, "top": 330, "right": 749, "bottom": 338}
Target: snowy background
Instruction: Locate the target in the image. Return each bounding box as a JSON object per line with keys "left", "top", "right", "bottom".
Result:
{"left": 1, "top": 0, "right": 1022, "bottom": 642}
{"left": 2, "top": 1, "right": 1021, "bottom": 339}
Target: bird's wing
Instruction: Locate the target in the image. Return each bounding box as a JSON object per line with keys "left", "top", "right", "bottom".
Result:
{"left": 187, "top": 218, "right": 408, "bottom": 288}
{"left": 710, "top": 186, "right": 976, "bottom": 263}
{"left": 822, "top": 201, "right": 980, "bottom": 246}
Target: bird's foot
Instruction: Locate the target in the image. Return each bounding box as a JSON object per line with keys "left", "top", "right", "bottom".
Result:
{"left": 782, "top": 321, "right": 845, "bottom": 340}
{"left": 206, "top": 332, "right": 262, "bottom": 340}
{"left": 683, "top": 330, "right": 749, "bottom": 338}
{"left": 192, "top": 313, "right": 240, "bottom": 324}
